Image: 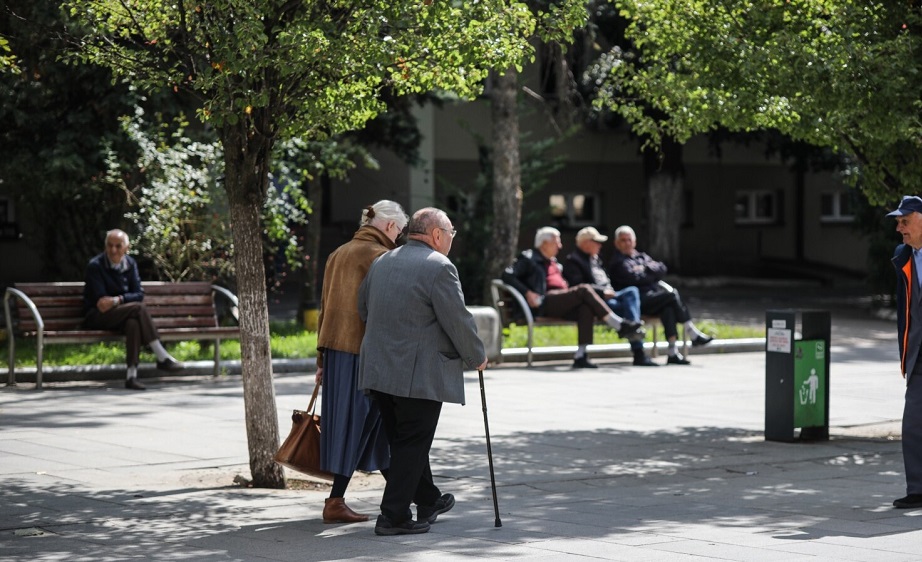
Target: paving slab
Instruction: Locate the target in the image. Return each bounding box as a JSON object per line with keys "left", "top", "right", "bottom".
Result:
{"left": 3, "top": 297, "right": 922, "bottom": 561}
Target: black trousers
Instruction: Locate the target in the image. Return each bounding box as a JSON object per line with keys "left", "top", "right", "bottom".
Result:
{"left": 370, "top": 391, "right": 443, "bottom": 523}
{"left": 543, "top": 284, "right": 613, "bottom": 346}
{"left": 640, "top": 289, "right": 692, "bottom": 339}
{"left": 905, "top": 359, "right": 922, "bottom": 495}
{"left": 85, "top": 302, "right": 159, "bottom": 367}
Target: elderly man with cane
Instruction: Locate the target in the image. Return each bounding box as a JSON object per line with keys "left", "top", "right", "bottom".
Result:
{"left": 358, "top": 207, "right": 488, "bottom": 536}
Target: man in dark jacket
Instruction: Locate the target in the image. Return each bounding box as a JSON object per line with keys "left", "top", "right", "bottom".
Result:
{"left": 502, "top": 226, "right": 644, "bottom": 369}
{"left": 563, "top": 227, "right": 656, "bottom": 367}
{"left": 888, "top": 196, "right": 922, "bottom": 509}
{"left": 607, "top": 225, "right": 712, "bottom": 365}
{"left": 83, "top": 229, "right": 183, "bottom": 390}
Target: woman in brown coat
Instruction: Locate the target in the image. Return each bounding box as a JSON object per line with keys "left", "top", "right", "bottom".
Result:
{"left": 315, "top": 200, "right": 407, "bottom": 523}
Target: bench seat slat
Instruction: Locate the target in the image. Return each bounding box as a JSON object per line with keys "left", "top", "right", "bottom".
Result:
{"left": 22, "top": 327, "right": 240, "bottom": 345}
{"left": 5, "top": 281, "right": 241, "bottom": 388}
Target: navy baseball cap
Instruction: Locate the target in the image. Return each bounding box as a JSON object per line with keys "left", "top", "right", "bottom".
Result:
{"left": 887, "top": 196, "right": 922, "bottom": 217}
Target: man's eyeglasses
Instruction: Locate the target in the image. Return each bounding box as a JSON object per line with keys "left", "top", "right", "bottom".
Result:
{"left": 438, "top": 227, "right": 457, "bottom": 239}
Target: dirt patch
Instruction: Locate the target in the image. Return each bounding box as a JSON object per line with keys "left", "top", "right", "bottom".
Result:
{"left": 226, "top": 469, "right": 385, "bottom": 491}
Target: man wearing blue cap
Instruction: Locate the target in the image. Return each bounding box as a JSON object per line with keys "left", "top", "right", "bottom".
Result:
{"left": 888, "top": 195, "right": 922, "bottom": 509}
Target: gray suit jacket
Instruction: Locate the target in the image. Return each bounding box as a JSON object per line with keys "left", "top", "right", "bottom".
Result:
{"left": 357, "top": 240, "right": 485, "bottom": 405}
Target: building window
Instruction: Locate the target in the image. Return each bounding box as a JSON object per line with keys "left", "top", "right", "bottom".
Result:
{"left": 735, "top": 190, "right": 780, "bottom": 225}
{"left": 549, "top": 193, "right": 599, "bottom": 228}
{"left": 820, "top": 191, "right": 855, "bottom": 224}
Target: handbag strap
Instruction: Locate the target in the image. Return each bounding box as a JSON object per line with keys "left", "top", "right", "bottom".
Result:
{"left": 306, "top": 384, "right": 320, "bottom": 414}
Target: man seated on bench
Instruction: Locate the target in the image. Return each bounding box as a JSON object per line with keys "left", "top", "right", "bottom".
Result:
{"left": 562, "top": 227, "right": 656, "bottom": 367}
{"left": 607, "top": 225, "right": 713, "bottom": 366}
{"left": 502, "top": 226, "right": 645, "bottom": 369}
{"left": 83, "top": 229, "right": 184, "bottom": 390}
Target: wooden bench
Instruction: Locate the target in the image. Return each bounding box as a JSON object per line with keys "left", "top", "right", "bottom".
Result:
{"left": 3, "top": 282, "right": 240, "bottom": 389}
{"left": 489, "top": 279, "right": 685, "bottom": 366}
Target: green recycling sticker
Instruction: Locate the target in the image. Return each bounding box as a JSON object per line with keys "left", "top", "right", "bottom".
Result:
{"left": 793, "top": 340, "right": 826, "bottom": 428}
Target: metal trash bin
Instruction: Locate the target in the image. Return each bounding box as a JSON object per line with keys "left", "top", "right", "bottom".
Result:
{"left": 765, "top": 310, "right": 831, "bottom": 442}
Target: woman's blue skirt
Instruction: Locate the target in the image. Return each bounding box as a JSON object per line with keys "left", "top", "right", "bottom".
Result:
{"left": 319, "top": 349, "right": 390, "bottom": 476}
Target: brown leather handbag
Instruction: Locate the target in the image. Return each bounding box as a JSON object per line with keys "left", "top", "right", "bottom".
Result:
{"left": 274, "top": 385, "right": 334, "bottom": 480}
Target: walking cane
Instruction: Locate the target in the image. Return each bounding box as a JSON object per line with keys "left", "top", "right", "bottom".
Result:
{"left": 478, "top": 369, "right": 502, "bottom": 527}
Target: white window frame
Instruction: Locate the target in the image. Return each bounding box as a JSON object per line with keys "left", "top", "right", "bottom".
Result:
{"left": 819, "top": 191, "right": 855, "bottom": 224}
{"left": 735, "top": 190, "right": 778, "bottom": 225}
{"left": 549, "top": 192, "right": 600, "bottom": 228}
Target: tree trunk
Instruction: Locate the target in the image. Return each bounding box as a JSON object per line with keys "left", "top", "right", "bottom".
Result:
{"left": 484, "top": 67, "right": 522, "bottom": 298}
{"left": 297, "top": 175, "right": 324, "bottom": 328}
{"left": 644, "top": 140, "right": 684, "bottom": 269}
{"left": 221, "top": 124, "right": 286, "bottom": 489}
{"left": 546, "top": 42, "right": 575, "bottom": 131}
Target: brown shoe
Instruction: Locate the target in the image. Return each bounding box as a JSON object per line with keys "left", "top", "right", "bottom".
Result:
{"left": 323, "top": 497, "right": 370, "bottom": 524}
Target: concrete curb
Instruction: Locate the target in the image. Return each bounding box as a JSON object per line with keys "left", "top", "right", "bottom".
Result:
{"left": 1, "top": 357, "right": 315, "bottom": 385}
{"left": 0, "top": 340, "right": 768, "bottom": 384}
{"left": 499, "top": 338, "right": 765, "bottom": 364}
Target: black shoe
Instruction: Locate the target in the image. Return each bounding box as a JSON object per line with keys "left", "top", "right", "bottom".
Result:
{"left": 374, "top": 514, "right": 430, "bottom": 536}
{"left": 617, "top": 320, "right": 646, "bottom": 342}
{"left": 632, "top": 353, "right": 658, "bottom": 367}
{"left": 666, "top": 353, "right": 691, "bottom": 365}
{"left": 156, "top": 358, "right": 185, "bottom": 372}
{"left": 417, "top": 493, "right": 455, "bottom": 523}
{"left": 125, "top": 378, "right": 147, "bottom": 390}
{"left": 691, "top": 334, "right": 714, "bottom": 347}
{"left": 893, "top": 494, "right": 922, "bottom": 508}
{"left": 572, "top": 356, "right": 599, "bottom": 369}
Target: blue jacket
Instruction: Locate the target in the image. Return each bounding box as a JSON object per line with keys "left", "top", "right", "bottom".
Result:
{"left": 83, "top": 253, "right": 144, "bottom": 315}
{"left": 893, "top": 243, "right": 921, "bottom": 379}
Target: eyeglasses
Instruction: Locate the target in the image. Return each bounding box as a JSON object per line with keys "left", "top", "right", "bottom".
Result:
{"left": 438, "top": 227, "right": 457, "bottom": 239}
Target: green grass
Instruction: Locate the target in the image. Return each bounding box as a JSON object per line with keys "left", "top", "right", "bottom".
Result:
{"left": 502, "top": 320, "right": 763, "bottom": 348}
{"left": 5, "top": 320, "right": 317, "bottom": 368}
{"left": 3, "top": 319, "right": 761, "bottom": 367}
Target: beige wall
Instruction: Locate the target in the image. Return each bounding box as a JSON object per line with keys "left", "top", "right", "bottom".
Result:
{"left": 802, "top": 173, "right": 868, "bottom": 273}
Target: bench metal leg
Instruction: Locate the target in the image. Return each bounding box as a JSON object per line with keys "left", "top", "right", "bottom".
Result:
{"left": 527, "top": 324, "right": 534, "bottom": 368}
{"left": 213, "top": 338, "right": 221, "bottom": 377}
{"left": 35, "top": 332, "right": 43, "bottom": 390}
{"left": 650, "top": 324, "right": 658, "bottom": 357}
{"left": 6, "top": 331, "right": 14, "bottom": 387}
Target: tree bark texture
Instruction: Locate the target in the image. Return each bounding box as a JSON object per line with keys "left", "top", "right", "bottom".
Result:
{"left": 644, "top": 140, "right": 684, "bottom": 270}
{"left": 545, "top": 42, "right": 575, "bottom": 131}
{"left": 222, "top": 124, "right": 286, "bottom": 489}
{"left": 484, "top": 67, "right": 522, "bottom": 299}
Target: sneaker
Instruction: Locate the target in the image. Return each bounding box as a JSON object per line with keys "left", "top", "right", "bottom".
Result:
{"left": 691, "top": 334, "right": 714, "bottom": 347}
{"left": 617, "top": 320, "right": 646, "bottom": 342}
{"left": 666, "top": 353, "right": 691, "bottom": 365}
{"left": 374, "top": 514, "right": 430, "bottom": 536}
{"left": 417, "top": 493, "right": 456, "bottom": 523}
{"left": 632, "top": 353, "right": 658, "bottom": 367}
{"left": 125, "top": 378, "right": 147, "bottom": 390}
{"left": 156, "top": 358, "right": 185, "bottom": 372}
{"left": 572, "top": 356, "right": 599, "bottom": 369}
{"left": 893, "top": 494, "right": 922, "bottom": 509}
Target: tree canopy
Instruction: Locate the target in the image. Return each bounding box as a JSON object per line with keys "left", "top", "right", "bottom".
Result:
{"left": 591, "top": 0, "right": 922, "bottom": 205}
{"left": 63, "top": 0, "right": 563, "bottom": 488}
{"left": 65, "top": 1, "right": 539, "bottom": 142}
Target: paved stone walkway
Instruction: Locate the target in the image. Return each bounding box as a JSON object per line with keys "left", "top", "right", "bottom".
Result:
{"left": 2, "top": 286, "right": 919, "bottom": 561}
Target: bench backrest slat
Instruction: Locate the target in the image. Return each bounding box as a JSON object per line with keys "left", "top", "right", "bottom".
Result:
{"left": 10, "top": 282, "right": 223, "bottom": 334}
